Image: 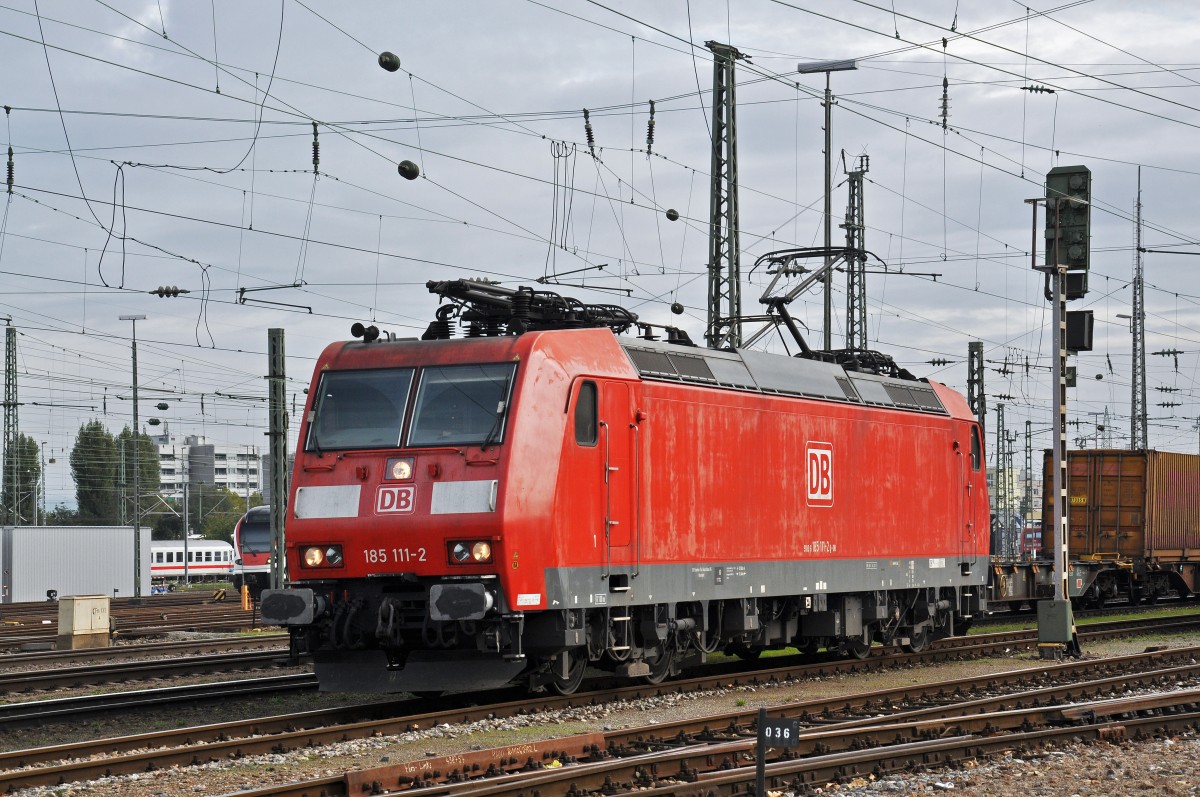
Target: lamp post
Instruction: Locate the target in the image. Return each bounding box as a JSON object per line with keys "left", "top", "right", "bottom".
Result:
{"left": 119, "top": 314, "right": 146, "bottom": 597}
{"left": 796, "top": 59, "right": 857, "bottom": 351}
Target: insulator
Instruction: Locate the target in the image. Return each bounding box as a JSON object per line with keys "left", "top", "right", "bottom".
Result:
{"left": 422, "top": 319, "right": 452, "bottom": 340}
{"left": 466, "top": 323, "right": 483, "bottom": 338}
{"left": 646, "top": 100, "right": 655, "bottom": 155}
{"left": 583, "top": 108, "right": 595, "bottom": 155}
{"left": 512, "top": 290, "right": 531, "bottom": 321}
{"left": 5, "top": 146, "right": 11, "bottom": 193}
{"left": 312, "top": 122, "right": 319, "bottom": 173}
{"left": 378, "top": 51, "right": 401, "bottom": 72}
{"left": 397, "top": 160, "right": 420, "bottom": 180}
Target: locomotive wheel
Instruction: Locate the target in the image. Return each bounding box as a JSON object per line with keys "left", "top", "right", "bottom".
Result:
{"left": 901, "top": 627, "right": 929, "bottom": 653}
{"left": 643, "top": 643, "right": 675, "bottom": 684}
{"left": 842, "top": 640, "right": 871, "bottom": 660}
{"left": 549, "top": 650, "right": 588, "bottom": 695}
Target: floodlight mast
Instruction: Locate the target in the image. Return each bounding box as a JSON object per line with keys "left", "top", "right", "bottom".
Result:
{"left": 797, "top": 59, "right": 857, "bottom": 351}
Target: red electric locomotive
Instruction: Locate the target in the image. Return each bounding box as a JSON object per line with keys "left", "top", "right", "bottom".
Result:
{"left": 262, "top": 278, "right": 990, "bottom": 694}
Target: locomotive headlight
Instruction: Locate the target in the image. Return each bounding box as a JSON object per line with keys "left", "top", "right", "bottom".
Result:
{"left": 386, "top": 457, "right": 415, "bottom": 481}
{"left": 301, "top": 545, "right": 344, "bottom": 568}
{"left": 449, "top": 540, "right": 494, "bottom": 564}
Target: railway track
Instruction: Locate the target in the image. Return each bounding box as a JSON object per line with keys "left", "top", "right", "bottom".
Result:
{"left": 1, "top": 632, "right": 286, "bottom": 670}
{"left": 0, "top": 611, "right": 1193, "bottom": 702}
{"left": 0, "top": 603, "right": 268, "bottom": 651}
{"left": 0, "top": 649, "right": 303, "bottom": 694}
{"left": 3, "top": 614, "right": 1198, "bottom": 793}
{"left": 0, "top": 673, "right": 314, "bottom": 725}
{"left": 211, "top": 649, "right": 1200, "bottom": 797}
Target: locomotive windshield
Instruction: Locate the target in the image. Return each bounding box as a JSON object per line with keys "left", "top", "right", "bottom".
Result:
{"left": 307, "top": 368, "right": 415, "bottom": 451}
{"left": 237, "top": 506, "right": 272, "bottom": 554}
{"left": 408, "top": 363, "right": 516, "bottom": 447}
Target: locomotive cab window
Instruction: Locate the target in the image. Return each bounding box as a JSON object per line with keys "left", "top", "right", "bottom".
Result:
{"left": 407, "top": 363, "right": 517, "bottom": 448}
{"left": 575, "top": 381, "right": 597, "bottom": 446}
{"left": 970, "top": 425, "right": 982, "bottom": 471}
{"left": 307, "top": 368, "right": 414, "bottom": 451}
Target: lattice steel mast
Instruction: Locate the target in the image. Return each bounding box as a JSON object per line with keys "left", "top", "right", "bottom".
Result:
{"left": 994, "top": 403, "right": 1009, "bottom": 557}
{"left": 705, "top": 41, "right": 746, "bottom": 350}
{"left": 843, "top": 156, "right": 869, "bottom": 350}
{"left": 967, "top": 341, "right": 986, "bottom": 443}
{"left": 1131, "top": 168, "right": 1147, "bottom": 449}
{"left": 3, "top": 322, "right": 16, "bottom": 525}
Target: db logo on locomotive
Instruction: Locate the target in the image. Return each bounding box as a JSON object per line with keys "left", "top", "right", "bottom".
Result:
{"left": 376, "top": 485, "right": 416, "bottom": 514}
{"left": 806, "top": 442, "right": 833, "bottom": 507}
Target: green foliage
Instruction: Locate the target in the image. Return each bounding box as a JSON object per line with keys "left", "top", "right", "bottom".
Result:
{"left": 69, "top": 422, "right": 161, "bottom": 526}
{"left": 116, "top": 426, "right": 161, "bottom": 495}
{"left": 1, "top": 433, "right": 41, "bottom": 524}
{"left": 71, "top": 420, "right": 118, "bottom": 524}
{"left": 43, "top": 504, "right": 80, "bottom": 525}
{"left": 189, "top": 482, "right": 243, "bottom": 543}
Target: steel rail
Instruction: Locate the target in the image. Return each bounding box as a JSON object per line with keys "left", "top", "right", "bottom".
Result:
{"left": 5, "top": 635, "right": 1200, "bottom": 793}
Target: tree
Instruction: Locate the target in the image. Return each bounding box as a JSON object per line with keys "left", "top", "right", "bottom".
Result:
{"left": 116, "top": 425, "right": 160, "bottom": 527}
{"left": 43, "top": 504, "right": 80, "bottom": 525}
{"left": 1, "top": 433, "right": 41, "bottom": 524}
{"left": 152, "top": 487, "right": 263, "bottom": 541}
{"left": 71, "top": 420, "right": 118, "bottom": 524}
{"left": 187, "top": 482, "right": 243, "bottom": 543}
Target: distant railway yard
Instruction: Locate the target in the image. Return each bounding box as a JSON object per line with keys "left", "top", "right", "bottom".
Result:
{"left": 2, "top": 596, "right": 1200, "bottom": 796}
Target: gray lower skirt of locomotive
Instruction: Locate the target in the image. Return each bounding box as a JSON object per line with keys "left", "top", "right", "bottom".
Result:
{"left": 262, "top": 555, "right": 984, "bottom": 693}
{"left": 313, "top": 649, "right": 527, "bottom": 693}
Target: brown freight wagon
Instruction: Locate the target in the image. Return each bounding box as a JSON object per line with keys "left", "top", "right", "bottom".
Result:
{"left": 1042, "top": 449, "right": 1200, "bottom": 604}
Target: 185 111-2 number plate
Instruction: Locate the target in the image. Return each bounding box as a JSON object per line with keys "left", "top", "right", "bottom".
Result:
{"left": 364, "top": 547, "right": 427, "bottom": 564}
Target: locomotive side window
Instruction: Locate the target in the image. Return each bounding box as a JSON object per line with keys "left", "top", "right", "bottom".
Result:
{"left": 408, "top": 363, "right": 516, "bottom": 447}
{"left": 970, "top": 425, "right": 982, "bottom": 471}
{"left": 575, "top": 381, "right": 597, "bottom": 446}
{"left": 307, "top": 368, "right": 414, "bottom": 451}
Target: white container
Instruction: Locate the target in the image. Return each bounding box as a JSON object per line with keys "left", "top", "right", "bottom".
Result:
{"left": 1, "top": 526, "right": 151, "bottom": 603}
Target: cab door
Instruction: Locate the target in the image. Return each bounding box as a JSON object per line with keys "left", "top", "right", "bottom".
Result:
{"left": 960, "top": 423, "right": 983, "bottom": 566}
{"left": 599, "top": 381, "right": 635, "bottom": 587}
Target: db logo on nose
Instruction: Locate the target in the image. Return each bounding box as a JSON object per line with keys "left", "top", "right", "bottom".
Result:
{"left": 806, "top": 442, "right": 833, "bottom": 507}
{"left": 376, "top": 485, "right": 416, "bottom": 514}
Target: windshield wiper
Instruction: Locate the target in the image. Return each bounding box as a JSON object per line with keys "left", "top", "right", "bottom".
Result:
{"left": 480, "top": 372, "right": 513, "bottom": 452}
{"left": 480, "top": 400, "right": 506, "bottom": 452}
{"left": 309, "top": 416, "right": 324, "bottom": 458}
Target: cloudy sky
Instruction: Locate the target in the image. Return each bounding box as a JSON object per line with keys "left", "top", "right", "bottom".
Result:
{"left": 2, "top": 1, "right": 1199, "bottom": 508}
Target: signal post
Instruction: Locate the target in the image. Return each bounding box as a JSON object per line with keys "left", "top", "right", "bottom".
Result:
{"left": 1029, "top": 165, "right": 1090, "bottom": 659}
